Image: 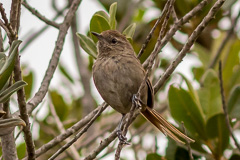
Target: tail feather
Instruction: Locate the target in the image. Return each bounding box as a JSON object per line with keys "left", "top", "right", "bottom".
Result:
{"left": 141, "top": 106, "right": 195, "bottom": 144}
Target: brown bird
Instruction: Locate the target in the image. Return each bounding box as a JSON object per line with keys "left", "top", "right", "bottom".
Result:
{"left": 92, "top": 30, "right": 194, "bottom": 144}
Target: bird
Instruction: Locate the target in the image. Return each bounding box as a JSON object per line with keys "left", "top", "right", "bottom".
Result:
{"left": 91, "top": 30, "right": 194, "bottom": 144}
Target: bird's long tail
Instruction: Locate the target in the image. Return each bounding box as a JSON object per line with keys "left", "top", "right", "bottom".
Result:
{"left": 141, "top": 106, "right": 195, "bottom": 144}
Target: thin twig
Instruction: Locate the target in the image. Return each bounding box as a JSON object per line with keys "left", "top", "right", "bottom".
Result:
{"left": 84, "top": 111, "right": 140, "bottom": 160}
{"left": 58, "top": 124, "right": 115, "bottom": 160}
{"left": 208, "top": 10, "right": 240, "bottom": 68}
{"left": 218, "top": 61, "right": 240, "bottom": 151}
{"left": 22, "top": 103, "right": 107, "bottom": 160}
{"left": 153, "top": 0, "right": 226, "bottom": 92}
{"left": 137, "top": 0, "right": 169, "bottom": 59}
{"left": 0, "top": 19, "right": 11, "bottom": 39}
{"left": 21, "top": 0, "right": 60, "bottom": 29}
{"left": 49, "top": 98, "right": 81, "bottom": 160}
{"left": 49, "top": 103, "right": 108, "bottom": 160}
{"left": 143, "top": 0, "right": 212, "bottom": 69}
{"left": 0, "top": 3, "right": 15, "bottom": 38}
{"left": 115, "top": 102, "right": 139, "bottom": 160}
{"left": 19, "top": 0, "right": 83, "bottom": 116}
{"left": 171, "top": 7, "right": 179, "bottom": 23}
{"left": 181, "top": 121, "right": 193, "bottom": 160}
{"left": 70, "top": 11, "right": 95, "bottom": 116}
{"left": 9, "top": 0, "right": 36, "bottom": 159}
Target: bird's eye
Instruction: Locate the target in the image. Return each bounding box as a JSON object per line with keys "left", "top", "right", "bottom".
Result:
{"left": 111, "top": 38, "right": 117, "bottom": 44}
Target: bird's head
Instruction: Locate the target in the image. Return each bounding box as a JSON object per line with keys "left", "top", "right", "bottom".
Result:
{"left": 91, "top": 30, "right": 134, "bottom": 57}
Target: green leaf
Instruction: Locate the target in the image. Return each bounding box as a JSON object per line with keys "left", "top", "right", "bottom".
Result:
{"left": 0, "top": 52, "right": 6, "bottom": 60}
{"left": 198, "top": 69, "right": 223, "bottom": 120}
{"left": 59, "top": 63, "right": 74, "bottom": 84}
{"left": 95, "top": 11, "right": 109, "bottom": 22}
{"left": 0, "top": 40, "right": 22, "bottom": 90}
{"left": 177, "top": 72, "right": 201, "bottom": 107}
{"left": 76, "top": 33, "right": 97, "bottom": 59}
{"left": 17, "top": 143, "right": 26, "bottom": 159}
{"left": 206, "top": 114, "right": 229, "bottom": 155}
{"left": 192, "top": 66, "right": 204, "bottom": 82}
{"left": 90, "top": 14, "right": 111, "bottom": 42}
{"left": 0, "top": 81, "right": 27, "bottom": 103}
{"left": 122, "top": 23, "right": 136, "bottom": 40}
{"left": 49, "top": 90, "right": 69, "bottom": 121}
{"left": 227, "top": 85, "right": 240, "bottom": 120}
{"left": 146, "top": 153, "right": 162, "bottom": 160}
{"left": 23, "top": 70, "right": 33, "bottom": 100}
{"left": 0, "top": 54, "right": 6, "bottom": 69}
{"left": 168, "top": 85, "right": 206, "bottom": 140}
{"left": 109, "top": 2, "right": 117, "bottom": 29}
{"left": 193, "top": 43, "right": 210, "bottom": 68}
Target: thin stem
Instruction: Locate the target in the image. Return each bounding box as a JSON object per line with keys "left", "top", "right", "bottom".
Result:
{"left": 21, "top": 0, "right": 60, "bottom": 29}
{"left": 218, "top": 61, "right": 240, "bottom": 151}
{"left": 48, "top": 103, "right": 108, "bottom": 160}
{"left": 154, "top": 0, "right": 226, "bottom": 92}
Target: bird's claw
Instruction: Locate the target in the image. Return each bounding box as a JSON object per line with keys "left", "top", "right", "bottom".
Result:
{"left": 132, "top": 94, "right": 142, "bottom": 108}
{"left": 116, "top": 129, "right": 130, "bottom": 145}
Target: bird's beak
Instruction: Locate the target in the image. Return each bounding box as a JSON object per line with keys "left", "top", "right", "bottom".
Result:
{"left": 91, "top": 32, "right": 103, "bottom": 40}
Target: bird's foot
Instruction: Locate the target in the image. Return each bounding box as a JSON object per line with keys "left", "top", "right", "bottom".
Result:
{"left": 116, "top": 129, "right": 130, "bottom": 145}
{"left": 132, "top": 94, "right": 142, "bottom": 109}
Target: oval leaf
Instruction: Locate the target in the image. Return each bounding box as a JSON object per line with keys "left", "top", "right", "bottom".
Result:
{"left": 0, "top": 81, "right": 27, "bottom": 103}
{"left": 206, "top": 114, "right": 229, "bottom": 155}
{"left": 227, "top": 85, "right": 240, "bottom": 120}
{"left": 198, "top": 69, "right": 223, "bottom": 120}
{"left": 90, "top": 14, "right": 111, "bottom": 42}
{"left": 0, "top": 40, "right": 22, "bottom": 90}
{"left": 95, "top": 11, "right": 110, "bottom": 22}
{"left": 168, "top": 85, "right": 206, "bottom": 140}
{"left": 122, "top": 23, "right": 136, "bottom": 39}
{"left": 177, "top": 72, "right": 201, "bottom": 108}
{"left": 109, "top": 2, "right": 117, "bottom": 29}
{"left": 76, "top": 33, "right": 97, "bottom": 59}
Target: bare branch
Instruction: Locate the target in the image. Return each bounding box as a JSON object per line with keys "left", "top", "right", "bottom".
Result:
{"left": 49, "top": 99, "right": 81, "bottom": 160}
{"left": 70, "top": 12, "right": 95, "bottom": 116}
{"left": 137, "top": 0, "right": 169, "bottom": 59}
{"left": 22, "top": 103, "right": 107, "bottom": 160}
{"left": 9, "top": 0, "right": 37, "bottom": 159}
{"left": 22, "top": 0, "right": 83, "bottom": 116}
{"left": 153, "top": 0, "right": 226, "bottom": 92}
{"left": 143, "top": 0, "right": 212, "bottom": 69}
{"left": 21, "top": 0, "right": 60, "bottom": 29}
{"left": 48, "top": 103, "right": 108, "bottom": 160}
{"left": 218, "top": 61, "right": 240, "bottom": 151}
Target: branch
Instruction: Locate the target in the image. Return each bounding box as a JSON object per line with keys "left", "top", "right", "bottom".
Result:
{"left": 143, "top": 0, "right": 212, "bottom": 69}
{"left": 218, "top": 61, "right": 240, "bottom": 151}
{"left": 0, "top": 3, "right": 15, "bottom": 39}
{"left": 22, "top": 103, "right": 107, "bottom": 160}
{"left": 20, "top": 0, "right": 83, "bottom": 116}
{"left": 9, "top": 0, "right": 36, "bottom": 159}
{"left": 0, "top": 21, "right": 5, "bottom": 52}
{"left": 21, "top": 0, "right": 60, "bottom": 29}
{"left": 70, "top": 12, "right": 95, "bottom": 116}
{"left": 153, "top": 0, "right": 226, "bottom": 92}
{"left": 49, "top": 99, "right": 81, "bottom": 160}
{"left": 208, "top": 10, "right": 240, "bottom": 68}
{"left": 137, "top": 0, "right": 169, "bottom": 59}
{"left": 48, "top": 103, "right": 108, "bottom": 160}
